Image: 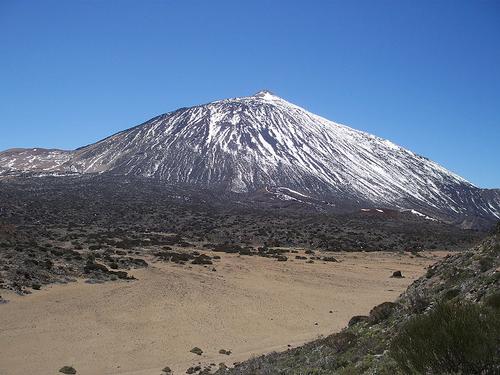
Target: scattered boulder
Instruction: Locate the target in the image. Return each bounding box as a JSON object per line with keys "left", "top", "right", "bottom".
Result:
{"left": 218, "top": 362, "right": 228, "bottom": 370}
{"left": 112, "top": 270, "right": 133, "bottom": 279}
{"left": 348, "top": 315, "right": 369, "bottom": 327}
{"left": 83, "top": 261, "right": 108, "bottom": 273}
{"left": 162, "top": 366, "right": 172, "bottom": 373}
{"left": 369, "top": 302, "right": 399, "bottom": 324}
{"left": 190, "top": 346, "right": 203, "bottom": 355}
{"left": 186, "top": 365, "right": 201, "bottom": 374}
{"left": 219, "top": 349, "right": 232, "bottom": 355}
{"left": 59, "top": 366, "right": 76, "bottom": 374}
{"left": 391, "top": 270, "right": 404, "bottom": 278}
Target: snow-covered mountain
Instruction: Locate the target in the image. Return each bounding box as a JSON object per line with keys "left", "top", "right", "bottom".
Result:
{"left": 1, "top": 90, "right": 498, "bottom": 227}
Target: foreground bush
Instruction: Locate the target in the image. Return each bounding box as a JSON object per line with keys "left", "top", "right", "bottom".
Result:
{"left": 390, "top": 301, "right": 500, "bottom": 374}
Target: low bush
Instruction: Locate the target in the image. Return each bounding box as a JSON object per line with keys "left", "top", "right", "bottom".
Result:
{"left": 478, "top": 256, "right": 494, "bottom": 272}
{"left": 484, "top": 291, "right": 500, "bottom": 310}
{"left": 390, "top": 301, "right": 500, "bottom": 374}
{"left": 442, "top": 287, "right": 461, "bottom": 301}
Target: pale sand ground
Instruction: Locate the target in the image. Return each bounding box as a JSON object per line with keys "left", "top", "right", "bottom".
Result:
{"left": 0, "top": 250, "right": 445, "bottom": 375}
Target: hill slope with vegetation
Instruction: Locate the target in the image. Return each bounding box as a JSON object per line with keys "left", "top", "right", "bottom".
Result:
{"left": 216, "top": 224, "right": 500, "bottom": 375}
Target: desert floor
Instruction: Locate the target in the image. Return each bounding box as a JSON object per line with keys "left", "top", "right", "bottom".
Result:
{"left": 0, "top": 250, "right": 445, "bottom": 375}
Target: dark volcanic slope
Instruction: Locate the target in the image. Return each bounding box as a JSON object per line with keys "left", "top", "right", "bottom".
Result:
{"left": 0, "top": 175, "right": 484, "bottom": 294}
{"left": 0, "top": 91, "right": 498, "bottom": 227}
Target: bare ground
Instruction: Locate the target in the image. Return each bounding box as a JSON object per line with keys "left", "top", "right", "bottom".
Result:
{"left": 0, "top": 250, "right": 445, "bottom": 375}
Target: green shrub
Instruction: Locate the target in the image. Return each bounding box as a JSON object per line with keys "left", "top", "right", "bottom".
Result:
{"left": 406, "top": 291, "right": 429, "bottom": 313}
{"left": 323, "top": 331, "right": 357, "bottom": 353}
{"left": 492, "top": 243, "right": 500, "bottom": 254}
{"left": 478, "top": 256, "right": 494, "bottom": 272}
{"left": 390, "top": 301, "right": 500, "bottom": 374}
{"left": 425, "top": 266, "right": 436, "bottom": 279}
{"left": 442, "top": 288, "right": 461, "bottom": 301}
{"left": 484, "top": 291, "right": 500, "bottom": 310}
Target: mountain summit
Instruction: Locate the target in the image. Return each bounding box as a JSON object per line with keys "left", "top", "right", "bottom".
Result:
{"left": 1, "top": 92, "right": 499, "bottom": 227}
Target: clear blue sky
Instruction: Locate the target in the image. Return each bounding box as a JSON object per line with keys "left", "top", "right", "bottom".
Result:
{"left": 1, "top": 1, "right": 499, "bottom": 188}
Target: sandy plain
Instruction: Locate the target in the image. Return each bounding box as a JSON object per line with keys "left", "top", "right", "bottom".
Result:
{"left": 0, "top": 249, "right": 445, "bottom": 375}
